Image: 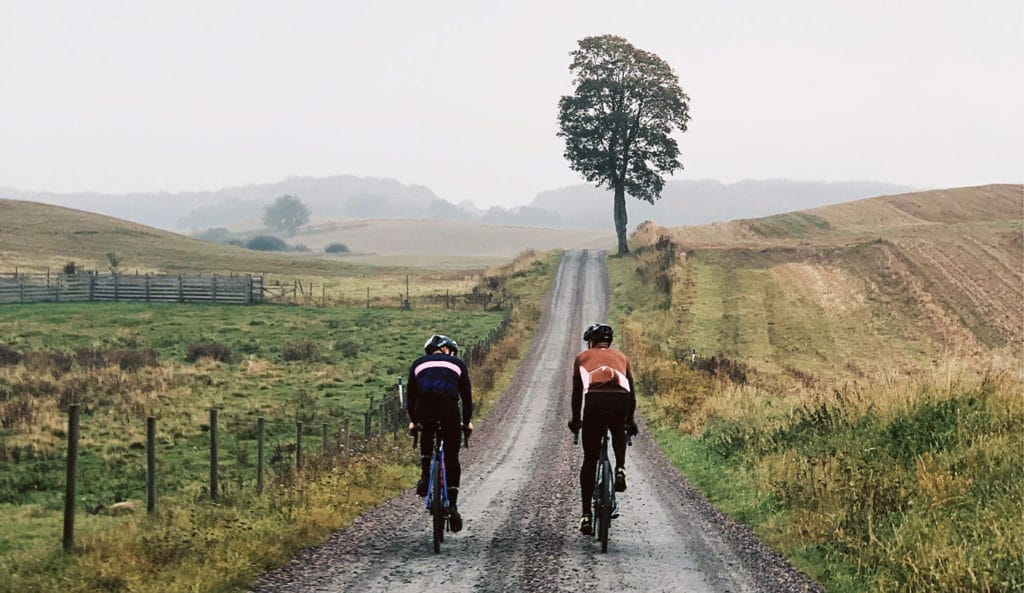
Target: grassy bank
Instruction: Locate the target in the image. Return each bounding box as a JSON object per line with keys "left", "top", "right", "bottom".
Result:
{"left": 608, "top": 242, "right": 1023, "bottom": 593}
{"left": 0, "top": 250, "right": 557, "bottom": 592}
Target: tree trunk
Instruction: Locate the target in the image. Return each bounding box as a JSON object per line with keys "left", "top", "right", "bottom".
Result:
{"left": 613, "top": 183, "right": 629, "bottom": 255}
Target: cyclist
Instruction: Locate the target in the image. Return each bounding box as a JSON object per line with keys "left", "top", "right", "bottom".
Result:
{"left": 567, "top": 323, "right": 638, "bottom": 535}
{"left": 406, "top": 334, "right": 474, "bottom": 533}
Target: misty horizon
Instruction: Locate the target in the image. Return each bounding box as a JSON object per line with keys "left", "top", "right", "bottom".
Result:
{"left": 2, "top": 1, "right": 1021, "bottom": 210}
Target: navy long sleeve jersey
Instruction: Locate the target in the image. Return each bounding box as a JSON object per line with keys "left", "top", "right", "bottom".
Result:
{"left": 406, "top": 352, "right": 473, "bottom": 426}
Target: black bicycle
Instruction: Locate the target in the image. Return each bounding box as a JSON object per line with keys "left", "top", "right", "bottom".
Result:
{"left": 413, "top": 420, "right": 468, "bottom": 553}
{"left": 574, "top": 418, "right": 631, "bottom": 552}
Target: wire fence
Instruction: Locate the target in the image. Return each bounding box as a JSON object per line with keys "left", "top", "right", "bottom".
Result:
{"left": 51, "top": 308, "right": 513, "bottom": 551}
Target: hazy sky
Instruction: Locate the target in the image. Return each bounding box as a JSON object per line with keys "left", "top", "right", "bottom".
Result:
{"left": 2, "top": 1, "right": 1021, "bottom": 207}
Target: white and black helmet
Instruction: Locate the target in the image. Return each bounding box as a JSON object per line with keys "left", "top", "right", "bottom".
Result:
{"left": 583, "top": 323, "right": 613, "bottom": 344}
{"left": 424, "top": 334, "right": 459, "bottom": 355}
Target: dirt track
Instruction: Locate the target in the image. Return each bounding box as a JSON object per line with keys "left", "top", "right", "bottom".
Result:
{"left": 250, "top": 250, "right": 821, "bottom": 593}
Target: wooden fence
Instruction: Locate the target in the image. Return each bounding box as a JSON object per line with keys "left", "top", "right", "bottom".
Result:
{"left": 0, "top": 272, "right": 263, "bottom": 305}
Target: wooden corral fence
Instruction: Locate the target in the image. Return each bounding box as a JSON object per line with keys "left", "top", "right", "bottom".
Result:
{"left": 0, "top": 272, "right": 263, "bottom": 305}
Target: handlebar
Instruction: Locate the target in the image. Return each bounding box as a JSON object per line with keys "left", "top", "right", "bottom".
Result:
{"left": 410, "top": 423, "right": 471, "bottom": 449}
{"left": 570, "top": 429, "right": 634, "bottom": 446}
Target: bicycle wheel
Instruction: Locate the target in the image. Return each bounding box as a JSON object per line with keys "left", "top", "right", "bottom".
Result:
{"left": 598, "top": 459, "right": 612, "bottom": 552}
{"left": 431, "top": 461, "right": 443, "bottom": 553}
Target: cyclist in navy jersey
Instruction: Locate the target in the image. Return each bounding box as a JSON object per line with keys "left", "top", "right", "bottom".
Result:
{"left": 406, "top": 334, "right": 474, "bottom": 532}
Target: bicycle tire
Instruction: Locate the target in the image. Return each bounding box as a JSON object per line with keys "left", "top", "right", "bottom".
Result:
{"left": 598, "top": 459, "right": 611, "bottom": 552}
{"left": 431, "top": 461, "right": 443, "bottom": 553}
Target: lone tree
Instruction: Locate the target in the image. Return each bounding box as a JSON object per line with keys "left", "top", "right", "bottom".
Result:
{"left": 263, "top": 194, "right": 311, "bottom": 236}
{"left": 558, "top": 35, "right": 691, "bottom": 255}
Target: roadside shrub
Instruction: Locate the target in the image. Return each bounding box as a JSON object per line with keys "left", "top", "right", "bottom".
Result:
{"left": 62, "top": 261, "right": 78, "bottom": 274}
{"left": 693, "top": 353, "right": 748, "bottom": 384}
{"left": 325, "top": 242, "right": 350, "bottom": 254}
{"left": 333, "top": 340, "right": 359, "bottom": 359}
{"left": 245, "top": 235, "right": 289, "bottom": 252}
{"left": 0, "top": 344, "right": 22, "bottom": 366}
{"left": 22, "top": 351, "right": 75, "bottom": 376}
{"left": 282, "top": 340, "right": 320, "bottom": 362}
{"left": 108, "top": 348, "right": 160, "bottom": 372}
{"left": 186, "top": 342, "right": 232, "bottom": 363}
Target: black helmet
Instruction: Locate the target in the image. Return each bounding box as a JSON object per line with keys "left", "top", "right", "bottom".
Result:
{"left": 424, "top": 334, "right": 459, "bottom": 355}
{"left": 583, "top": 323, "right": 613, "bottom": 344}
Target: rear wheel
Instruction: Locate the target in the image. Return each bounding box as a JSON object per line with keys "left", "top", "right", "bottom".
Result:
{"left": 598, "top": 460, "right": 611, "bottom": 552}
{"left": 431, "top": 462, "right": 443, "bottom": 553}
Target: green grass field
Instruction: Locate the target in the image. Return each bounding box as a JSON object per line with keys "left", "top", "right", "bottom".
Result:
{"left": 0, "top": 302, "right": 502, "bottom": 543}
{"left": 0, "top": 247, "right": 557, "bottom": 593}
{"left": 610, "top": 186, "right": 1023, "bottom": 593}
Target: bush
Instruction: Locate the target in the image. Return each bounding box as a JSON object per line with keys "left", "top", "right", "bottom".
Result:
{"left": 62, "top": 261, "right": 78, "bottom": 274}
{"left": 282, "top": 340, "right": 320, "bottom": 362}
{"left": 108, "top": 349, "right": 160, "bottom": 372}
{"left": 186, "top": 342, "right": 232, "bottom": 363}
{"left": 325, "top": 242, "right": 350, "bottom": 254}
{"left": 0, "top": 344, "right": 21, "bottom": 366}
{"left": 245, "top": 235, "right": 289, "bottom": 252}
{"left": 22, "top": 351, "right": 74, "bottom": 376}
{"left": 333, "top": 340, "right": 359, "bottom": 358}
{"left": 693, "top": 353, "right": 748, "bottom": 384}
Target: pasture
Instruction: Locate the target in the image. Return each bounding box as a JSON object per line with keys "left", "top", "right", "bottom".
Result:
{"left": 0, "top": 237, "right": 558, "bottom": 592}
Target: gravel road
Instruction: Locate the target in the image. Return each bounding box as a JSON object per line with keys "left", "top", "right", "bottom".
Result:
{"left": 250, "top": 250, "right": 822, "bottom": 593}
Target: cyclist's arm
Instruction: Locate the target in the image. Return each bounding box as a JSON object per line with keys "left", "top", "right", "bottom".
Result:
{"left": 406, "top": 366, "right": 418, "bottom": 424}
{"left": 571, "top": 360, "right": 584, "bottom": 424}
{"left": 625, "top": 363, "right": 637, "bottom": 422}
{"left": 459, "top": 362, "right": 473, "bottom": 426}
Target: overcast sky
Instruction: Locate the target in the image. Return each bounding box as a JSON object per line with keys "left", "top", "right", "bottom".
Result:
{"left": 1, "top": 1, "right": 1021, "bottom": 207}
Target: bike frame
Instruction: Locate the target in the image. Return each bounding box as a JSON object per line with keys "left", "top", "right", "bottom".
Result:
{"left": 574, "top": 413, "right": 631, "bottom": 553}
{"left": 424, "top": 435, "right": 449, "bottom": 513}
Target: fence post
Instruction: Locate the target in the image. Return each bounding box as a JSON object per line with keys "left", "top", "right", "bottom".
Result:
{"left": 256, "top": 417, "right": 265, "bottom": 493}
{"left": 178, "top": 273, "right": 184, "bottom": 303}
{"left": 366, "top": 287, "right": 370, "bottom": 309}
{"left": 212, "top": 275, "right": 218, "bottom": 303}
{"left": 145, "top": 275, "right": 151, "bottom": 303}
{"left": 363, "top": 412, "right": 371, "bottom": 441}
{"left": 322, "top": 423, "right": 329, "bottom": 451}
{"left": 209, "top": 409, "right": 218, "bottom": 501}
{"left": 295, "top": 421, "right": 303, "bottom": 469}
{"left": 146, "top": 417, "right": 156, "bottom": 514}
{"left": 379, "top": 400, "right": 386, "bottom": 438}
{"left": 344, "top": 418, "right": 351, "bottom": 455}
{"left": 62, "top": 404, "right": 80, "bottom": 552}
{"left": 114, "top": 273, "right": 119, "bottom": 302}
{"left": 89, "top": 273, "right": 95, "bottom": 301}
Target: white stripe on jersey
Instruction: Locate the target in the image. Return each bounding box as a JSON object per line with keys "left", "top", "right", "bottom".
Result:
{"left": 414, "top": 360, "right": 463, "bottom": 377}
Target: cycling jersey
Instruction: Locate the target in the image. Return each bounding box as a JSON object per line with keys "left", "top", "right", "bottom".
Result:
{"left": 570, "top": 344, "right": 635, "bottom": 423}
{"left": 407, "top": 351, "right": 473, "bottom": 491}
{"left": 406, "top": 352, "right": 473, "bottom": 426}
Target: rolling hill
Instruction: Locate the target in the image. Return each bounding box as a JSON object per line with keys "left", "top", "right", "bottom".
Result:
{"left": 628, "top": 184, "right": 1023, "bottom": 372}
{"left": 0, "top": 199, "right": 613, "bottom": 275}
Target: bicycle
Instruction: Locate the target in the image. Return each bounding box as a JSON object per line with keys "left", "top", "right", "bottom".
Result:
{"left": 413, "top": 420, "right": 469, "bottom": 553}
{"left": 573, "top": 416, "right": 631, "bottom": 553}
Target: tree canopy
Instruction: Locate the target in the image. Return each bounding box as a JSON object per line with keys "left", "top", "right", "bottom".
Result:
{"left": 262, "top": 194, "right": 311, "bottom": 236}
{"left": 557, "top": 35, "right": 690, "bottom": 254}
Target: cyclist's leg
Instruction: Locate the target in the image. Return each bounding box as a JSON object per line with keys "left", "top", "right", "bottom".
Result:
{"left": 579, "top": 404, "right": 604, "bottom": 515}
{"left": 439, "top": 401, "right": 462, "bottom": 490}
{"left": 414, "top": 401, "right": 436, "bottom": 495}
{"left": 608, "top": 398, "right": 629, "bottom": 469}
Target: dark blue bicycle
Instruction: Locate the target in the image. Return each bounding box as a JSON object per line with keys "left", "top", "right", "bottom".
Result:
{"left": 414, "top": 420, "right": 468, "bottom": 553}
